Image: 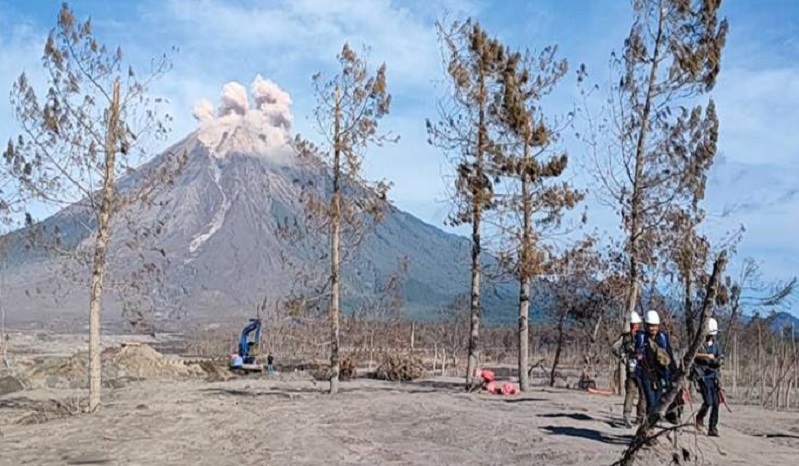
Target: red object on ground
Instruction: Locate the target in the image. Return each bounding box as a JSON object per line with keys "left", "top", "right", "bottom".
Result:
{"left": 480, "top": 370, "right": 495, "bottom": 383}
{"left": 485, "top": 381, "right": 498, "bottom": 393}
{"left": 501, "top": 382, "right": 519, "bottom": 395}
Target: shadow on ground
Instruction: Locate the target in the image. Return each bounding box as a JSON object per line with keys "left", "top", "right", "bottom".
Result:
{"left": 538, "top": 412, "right": 595, "bottom": 421}
{"left": 541, "top": 425, "right": 632, "bottom": 446}
{"left": 409, "top": 380, "right": 466, "bottom": 392}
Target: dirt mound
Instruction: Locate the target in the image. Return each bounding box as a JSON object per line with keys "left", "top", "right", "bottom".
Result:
{"left": 25, "top": 344, "right": 204, "bottom": 389}
{"left": 113, "top": 344, "right": 201, "bottom": 380}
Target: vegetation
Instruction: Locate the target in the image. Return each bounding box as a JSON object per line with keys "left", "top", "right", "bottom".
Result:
{"left": 2, "top": 6, "right": 797, "bottom": 463}
{"left": 293, "top": 43, "right": 396, "bottom": 394}
{"left": 2, "top": 4, "right": 183, "bottom": 410}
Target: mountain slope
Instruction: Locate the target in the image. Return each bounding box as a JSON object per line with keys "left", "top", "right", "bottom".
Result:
{"left": 1, "top": 79, "right": 516, "bottom": 328}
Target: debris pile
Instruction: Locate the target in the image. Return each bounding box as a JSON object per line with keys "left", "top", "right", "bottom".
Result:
{"left": 25, "top": 343, "right": 204, "bottom": 389}
{"left": 375, "top": 354, "right": 425, "bottom": 382}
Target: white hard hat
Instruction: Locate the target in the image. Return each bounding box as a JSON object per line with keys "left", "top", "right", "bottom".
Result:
{"left": 645, "top": 310, "right": 661, "bottom": 325}
{"left": 629, "top": 312, "right": 643, "bottom": 325}
{"left": 707, "top": 317, "right": 719, "bottom": 336}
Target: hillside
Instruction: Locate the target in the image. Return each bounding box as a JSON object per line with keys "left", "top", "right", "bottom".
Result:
{"left": 0, "top": 79, "right": 516, "bottom": 330}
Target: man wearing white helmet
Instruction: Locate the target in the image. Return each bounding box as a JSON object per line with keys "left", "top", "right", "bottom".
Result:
{"left": 634, "top": 309, "right": 677, "bottom": 425}
{"left": 692, "top": 317, "right": 725, "bottom": 437}
{"left": 611, "top": 312, "right": 645, "bottom": 427}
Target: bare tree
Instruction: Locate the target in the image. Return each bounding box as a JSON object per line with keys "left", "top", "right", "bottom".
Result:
{"left": 351, "top": 257, "right": 409, "bottom": 366}
{"left": 543, "top": 239, "right": 602, "bottom": 387}
{"left": 492, "top": 44, "right": 583, "bottom": 391}
{"left": 581, "top": 0, "right": 728, "bottom": 392}
{"left": 294, "top": 43, "right": 395, "bottom": 394}
{"left": 2, "top": 4, "right": 183, "bottom": 411}
{"left": 427, "top": 19, "right": 508, "bottom": 387}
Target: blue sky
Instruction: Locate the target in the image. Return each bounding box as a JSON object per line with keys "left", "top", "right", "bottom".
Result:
{"left": 1, "top": 0, "right": 797, "bottom": 315}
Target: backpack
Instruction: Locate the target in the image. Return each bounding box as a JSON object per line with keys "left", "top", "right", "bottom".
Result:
{"left": 647, "top": 337, "right": 671, "bottom": 368}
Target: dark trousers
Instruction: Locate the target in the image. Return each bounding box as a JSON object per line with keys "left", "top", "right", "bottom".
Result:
{"left": 624, "top": 374, "right": 645, "bottom": 420}
{"left": 639, "top": 371, "right": 664, "bottom": 417}
{"left": 697, "top": 376, "right": 720, "bottom": 429}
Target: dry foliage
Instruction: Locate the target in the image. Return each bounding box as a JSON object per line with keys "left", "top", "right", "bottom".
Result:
{"left": 376, "top": 353, "right": 425, "bottom": 382}
{"left": 2, "top": 4, "right": 184, "bottom": 411}
{"left": 427, "top": 19, "right": 510, "bottom": 387}
{"left": 290, "top": 42, "right": 396, "bottom": 395}
{"left": 577, "top": 0, "right": 729, "bottom": 395}
{"left": 339, "top": 354, "right": 357, "bottom": 381}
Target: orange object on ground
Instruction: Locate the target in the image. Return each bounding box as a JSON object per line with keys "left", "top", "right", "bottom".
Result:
{"left": 587, "top": 387, "right": 614, "bottom": 395}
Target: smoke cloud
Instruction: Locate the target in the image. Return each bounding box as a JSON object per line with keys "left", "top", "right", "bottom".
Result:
{"left": 192, "top": 99, "right": 215, "bottom": 122}
{"left": 251, "top": 74, "right": 292, "bottom": 129}
{"left": 219, "top": 82, "right": 249, "bottom": 116}
{"left": 192, "top": 76, "right": 295, "bottom": 162}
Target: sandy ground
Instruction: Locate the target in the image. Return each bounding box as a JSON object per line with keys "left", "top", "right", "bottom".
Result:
{"left": 1, "top": 374, "right": 798, "bottom": 466}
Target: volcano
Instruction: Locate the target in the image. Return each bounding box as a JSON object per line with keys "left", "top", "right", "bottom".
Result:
{"left": 1, "top": 76, "right": 514, "bottom": 330}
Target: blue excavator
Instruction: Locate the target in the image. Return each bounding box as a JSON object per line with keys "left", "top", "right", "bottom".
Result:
{"left": 229, "top": 318, "right": 264, "bottom": 372}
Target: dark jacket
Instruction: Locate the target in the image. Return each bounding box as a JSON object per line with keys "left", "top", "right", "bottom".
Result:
{"left": 693, "top": 340, "right": 724, "bottom": 380}
{"left": 634, "top": 330, "right": 677, "bottom": 381}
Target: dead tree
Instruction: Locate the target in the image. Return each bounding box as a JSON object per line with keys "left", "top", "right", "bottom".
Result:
{"left": 294, "top": 43, "right": 395, "bottom": 394}
{"left": 427, "top": 19, "right": 507, "bottom": 388}
{"left": 491, "top": 44, "right": 583, "bottom": 391}
{"left": 2, "top": 4, "right": 183, "bottom": 411}
{"left": 580, "top": 0, "right": 728, "bottom": 393}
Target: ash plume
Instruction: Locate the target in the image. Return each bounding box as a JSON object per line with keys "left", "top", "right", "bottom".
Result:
{"left": 192, "top": 76, "right": 295, "bottom": 160}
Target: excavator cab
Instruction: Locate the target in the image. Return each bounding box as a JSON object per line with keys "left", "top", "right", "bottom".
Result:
{"left": 230, "top": 318, "right": 263, "bottom": 372}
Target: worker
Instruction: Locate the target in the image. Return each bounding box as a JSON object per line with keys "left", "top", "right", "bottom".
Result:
{"left": 266, "top": 352, "right": 275, "bottom": 375}
{"left": 611, "top": 311, "right": 646, "bottom": 427}
{"left": 634, "top": 310, "right": 677, "bottom": 425}
{"left": 693, "top": 317, "right": 724, "bottom": 437}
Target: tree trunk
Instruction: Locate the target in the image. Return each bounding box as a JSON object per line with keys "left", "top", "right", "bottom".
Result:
{"left": 518, "top": 273, "right": 531, "bottom": 391}
{"left": 369, "top": 330, "right": 374, "bottom": 371}
{"left": 684, "top": 268, "right": 694, "bottom": 341}
{"left": 620, "top": 4, "right": 664, "bottom": 397}
{"left": 465, "top": 67, "right": 487, "bottom": 389}
{"left": 329, "top": 84, "right": 342, "bottom": 395}
{"left": 759, "top": 323, "right": 765, "bottom": 405}
{"left": 88, "top": 80, "right": 121, "bottom": 412}
{"left": 518, "top": 163, "right": 532, "bottom": 391}
{"left": 550, "top": 313, "right": 567, "bottom": 387}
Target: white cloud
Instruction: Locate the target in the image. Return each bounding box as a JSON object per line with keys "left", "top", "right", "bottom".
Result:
{"left": 148, "top": 0, "right": 477, "bottom": 90}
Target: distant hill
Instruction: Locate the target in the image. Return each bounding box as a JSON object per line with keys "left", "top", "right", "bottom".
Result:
{"left": 769, "top": 311, "right": 799, "bottom": 336}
